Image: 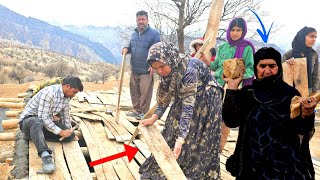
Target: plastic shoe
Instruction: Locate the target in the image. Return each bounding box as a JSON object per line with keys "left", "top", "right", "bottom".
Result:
{"left": 41, "top": 155, "right": 56, "bottom": 174}
{"left": 135, "top": 113, "right": 145, "bottom": 120}
{"left": 126, "top": 111, "right": 139, "bottom": 117}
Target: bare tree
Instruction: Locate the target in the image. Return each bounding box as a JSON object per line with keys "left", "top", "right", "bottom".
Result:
{"left": 8, "top": 66, "right": 29, "bottom": 84}
{"left": 145, "top": 0, "right": 276, "bottom": 53}
{"left": 43, "top": 65, "right": 57, "bottom": 78}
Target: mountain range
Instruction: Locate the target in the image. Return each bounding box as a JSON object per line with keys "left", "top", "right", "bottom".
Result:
{"left": 0, "top": 4, "right": 117, "bottom": 64}
{"left": 0, "top": 4, "right": 285, "bottom": 65}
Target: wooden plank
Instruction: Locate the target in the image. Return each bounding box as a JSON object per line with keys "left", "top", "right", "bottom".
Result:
{"left": 71, "top": 113, "right": 103, "bottom": 121}
{"left": 83, "top": 120, "right": 119, "bottom": 180}
{"left": 74, "top": 117, "right": 109, "bottom": 180}
{"left": 282, "top": 58, "right": 309, "bottom": 97}
{"left": 62, "top": 141, "right": 92, "bottom": 180}
{"left": 76, "top": 91, "right": 86, "bottom": 102}
{"left": 29, "top": 142, "right": 71, "bottom": 180}
{"left": 138, "top": 125, "right": 187, "bottom": 180}
{"left": 90, "top": 121, "right": 134, "bottom": 180}
{"left": 105, "top": 126, "right": 115, "bottom": 140}
{"left": 113, "top": 141, "right": 141, "bottom": 180}
{"left": 133, "top": 139, "right": 151, "bottom": 158}
{"left": 104, "top": 120, "right": 124, "bottom": 142}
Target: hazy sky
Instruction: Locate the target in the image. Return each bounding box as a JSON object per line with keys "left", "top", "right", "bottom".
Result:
{"left": 0, "top": 0, "right": 319, "bottom": 51}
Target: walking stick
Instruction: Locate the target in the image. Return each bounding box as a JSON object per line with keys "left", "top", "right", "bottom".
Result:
{"left": 115, "top": 53, "right": 127, "bottom": 123}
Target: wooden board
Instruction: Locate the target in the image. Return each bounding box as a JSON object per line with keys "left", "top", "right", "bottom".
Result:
{"left": 62, "top": 141, "right": 93, "bottom": 180}
{"left": 83, "top": 120, "right": 120, "bottom": 180}
{"left": 282, "top": 58, "right": 309, "bottom": 97}
{"left": 138, "top": 125, "right": 187, "bottom": 180}
{"left": 89, "top": 121, "right": 134, "bottom": 180}
{"left": 29, "top": 142, "right": 71, "bottom": 180}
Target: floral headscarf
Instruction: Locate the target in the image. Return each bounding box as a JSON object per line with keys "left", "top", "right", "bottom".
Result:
{"left": 147, "top": 42, "right": 189, "bottom": 106}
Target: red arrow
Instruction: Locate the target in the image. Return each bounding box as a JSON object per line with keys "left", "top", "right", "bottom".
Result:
{"left": 89, "top": 144, "right": 138, "bottom": 167}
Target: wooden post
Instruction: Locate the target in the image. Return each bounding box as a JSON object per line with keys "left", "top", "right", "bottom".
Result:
{"left": 0, "top": 98, "right": 23, "bottom": 103}
{"left": 0, "top": 133, "right": 15, "bottom": 141}
{"left": 17, "top": 92, "right": 28, "bottom": 98}
{"left": 1, "top": 119, "right": 19, "bottom": 130}
{"left": 115, "top": 53, "right": 127, "bottom": 123}
{"left": 0, "top": 102, "right": 25, "bottom": 109}
{"left": 5, "top": 111, "right": 21, "bottom": 118}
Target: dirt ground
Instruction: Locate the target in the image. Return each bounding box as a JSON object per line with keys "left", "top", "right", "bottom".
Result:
{"left": 0, "top": 80, "right": 319, "bottom": 179}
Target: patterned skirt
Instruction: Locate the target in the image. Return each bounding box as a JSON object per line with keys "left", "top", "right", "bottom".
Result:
{"left": 139, "top": 85, "right": 223, "bottom": 179}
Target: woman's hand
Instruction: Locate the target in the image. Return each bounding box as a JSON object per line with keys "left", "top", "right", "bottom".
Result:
{"left": 199, "top": 52, "right": 211, "bottom": 66}
{"left": 139, "top": 114, "right": 159, "bottom": 127}
{"left": 173, "top": 141, "right": 183, "bottom": 159}
{"left": 223, "top": 75, "right": 243, "bottom": 90}
{"left": 300, "top": 97, "right": 317, "bottom": 118}
{"left": 285, "top": 57, "right": 295, "bottom": 65}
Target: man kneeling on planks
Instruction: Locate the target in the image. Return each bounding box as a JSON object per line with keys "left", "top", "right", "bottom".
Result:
{"left": 19, "top": 77, "right": 83, "bottom": 174}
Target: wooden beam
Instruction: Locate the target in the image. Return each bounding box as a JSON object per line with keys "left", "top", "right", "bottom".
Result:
{"left": 0, "top": 102, "right": 25, "bottom": 109}
{"left": 0, "top": 132, "right": 15, "bottom": 141}
{"left": 5, "top": 111, "right": 21, "bottom": 118}
{"left": 1, "top": 119, "right": 19, "bottom": 130}
{"left": 0, "top": 98, "right": 23, "bottom": 103}
{"left": 62, "top": 141, "right": 93, "bottom": 180}
{"left": 29, "top": 142, "right": 72, "bottom": 180}
{"left": 138, "top": 125, "right": 187, "bottom": 179}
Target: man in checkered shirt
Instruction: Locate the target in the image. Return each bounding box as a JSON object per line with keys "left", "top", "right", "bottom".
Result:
{"left": 19, "top": 77, "right": 83, "bottom": 174}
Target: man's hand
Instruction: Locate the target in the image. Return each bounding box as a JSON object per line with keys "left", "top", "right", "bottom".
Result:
{"left": 223, "top": 75, "right": 243, "bottom": 90}
{"left": 73, "top": 136, "right": 79, "bottom": 141}
{"left": 199, "top": 52, "right": 211, "bottom": 66}
{"left": 59, "top": 129, "right": 72, "bottom": 138}
{"left": 122, "top": 48, "right": 128, "bottom": 55}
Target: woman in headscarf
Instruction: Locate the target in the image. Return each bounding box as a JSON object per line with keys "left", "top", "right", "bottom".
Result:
{"left": 283, "top": 26, "right": 318, "bottom": 93}
{"left": 223, "top": 47, "right": 316, "bottom": 179}
{"left": 139, "top": 42, "right": 223, "bottom": 179}
{"left": 201, "top": 17, "right": 255, "bottom": 152}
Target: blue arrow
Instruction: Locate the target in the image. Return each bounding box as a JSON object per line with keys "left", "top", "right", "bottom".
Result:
{"left": 250, "top": 9, "right": 273, "bottom": 43}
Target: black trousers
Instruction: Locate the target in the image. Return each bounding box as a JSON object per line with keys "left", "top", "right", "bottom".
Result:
{"left": 20, "top": 116, "right": 75, "bottom": 157}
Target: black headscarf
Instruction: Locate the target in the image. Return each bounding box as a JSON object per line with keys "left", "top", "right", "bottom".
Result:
{"left": 292, "top": 26, "right": 317, "bottom": 88}
{"left": 252, "top": 47, "right": 284, "bottom": 102}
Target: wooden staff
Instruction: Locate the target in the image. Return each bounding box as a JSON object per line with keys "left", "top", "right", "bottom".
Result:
{"left": 115, "top": 53, "right": 127, "bottom": 123}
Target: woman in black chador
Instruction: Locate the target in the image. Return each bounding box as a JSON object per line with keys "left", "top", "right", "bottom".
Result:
{"left": 223, "top": 47, "right": 316, "bottom": 179}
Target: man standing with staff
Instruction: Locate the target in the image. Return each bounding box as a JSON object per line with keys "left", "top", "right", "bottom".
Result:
{"left": 122, "top": 10, "right": 160, "bottom": 120}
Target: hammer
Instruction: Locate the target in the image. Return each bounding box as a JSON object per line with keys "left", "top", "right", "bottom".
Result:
{"left": 59, "top": 120, "right": 80, "bottom": 141}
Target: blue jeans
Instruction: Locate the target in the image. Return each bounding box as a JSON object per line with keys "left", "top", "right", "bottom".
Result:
{"left": 20, "top": 116, "right": 75, "bottom": 157}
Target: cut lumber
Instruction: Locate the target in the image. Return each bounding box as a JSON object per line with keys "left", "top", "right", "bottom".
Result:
{"left": 75, "top": 91, "right": 86, "bottom": 102}
{"left": 71, "top": 112, "right": 103, "bottom": 121}
{"left": 0, "top": 98, "right": 23, "bottom": 102}
{"left": 282, "top": 58, "right": 309, "bottom": 97}
{"left": 73, "top": 116, "right": 112, "bottom": 179}
{"left": 1, "top": 119, "right": 19, "bottom": 130}
{"left": 90, "top": 121, "right": 134, "bottom": 180}
{"left": 17, "top": 92, "right": 28, "bottom": 98}
{"left": 133, "top": 139, "right": 151, "bottom": 158}
{"left": 138, "top": 125, "right": 187, "bottom": 180}
{"left": 0, "top": 102, "right": 25, "bottom": 109}
{"left": 62, "top": 141, "right": 93, "bottom": 180}
{"left": 0, "top": 132, "right": 15, "bottom": 141}
{"left": 29, "top": 141, "right": 72, "bottom": 180}
{"left": 5, "top": 110, "right": 21, "bottom": 117}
